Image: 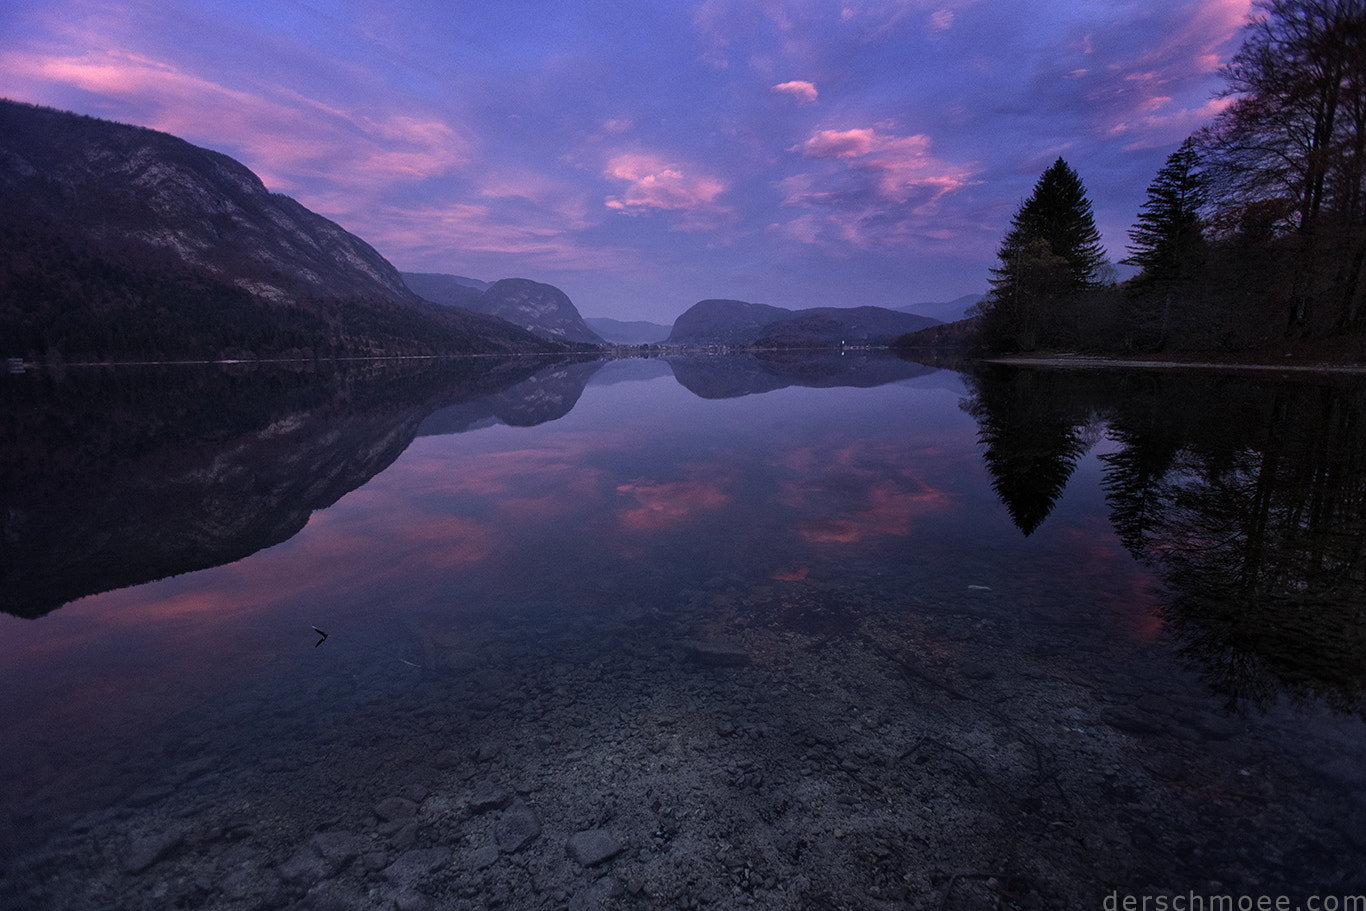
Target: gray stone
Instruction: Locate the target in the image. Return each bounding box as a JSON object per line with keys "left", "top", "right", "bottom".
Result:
{"left": 389, "top": 822, "right": 419, "bottom": 850}
{"left": 495, "top": 802, "right": 542, "bottom": 853}
{"left": 567, "top": 829, "right": 624, "bottom": 867}
{"left": 394, "top": 889, "right": 434, "bottom": 911}
{"left": 467, "top": 779, "right": 513, "bottom": 814}
{"left": 374, "top": 797, "right": 418, "bottom": 822}
{"left": 680, "top": 640, "right": 750, "bottom": 667}
{"left": 470, "top": 845, "right": 500, "bottom": 869}
{"left": 1101, "top": 706, "right": 1162, "bottom": 735}
{"left": 278, "top": 832, "right": 363, "bottom": 884}
{"left": 278, "top": 847, "right": 332, "bottom": 885}
{"left": 311, "top": 831, "right": 365, "bottom": 866}
{"left": 125, "top": 783, "right": 175, "bottom": 808}
{"left": 568, "top": 875, "right": 626, "bottom": 910}
{"left": 121, "top": 829, "right": 185, "bottom": 874}
{"left": 382, "top": 846, "right": 452, "bottom": 883}
{"left": 298, "top": 880, "right": 372, "bottom": 911}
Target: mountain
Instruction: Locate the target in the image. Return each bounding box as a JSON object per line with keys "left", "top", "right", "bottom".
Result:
{"left": 477, "top": 278, "right": 605, "bottom": 345}
{"left": 401, "top": 272, "right": 490, "bottom": 307}
{"left": 896, "top": 294, "right": 983, "bottom": 323}
{"left": 757, "top": 306, "right": 940, "bottom": 347}
{"left": 403, "top": 272, "right": 604, "bottom": 345}
{"left": 585, "top": 317, "right": 672, "bottom": 345}
{"left": 666, "top": 299, "right": 794, "bottom": 345}
{"left": 667, "top": 298, "right": 940, "bottom": 347}
{"left": 0, "top": 100, "right": 564, "bottom": 361}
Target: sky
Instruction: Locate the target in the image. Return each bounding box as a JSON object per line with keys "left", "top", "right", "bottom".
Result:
{"left": 1, "top": 0, "right": 1252, "bottom": 324}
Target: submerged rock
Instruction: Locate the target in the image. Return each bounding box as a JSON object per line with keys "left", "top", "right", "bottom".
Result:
{"left": 567, "top": 829, "right": 623, "bottom": 866}
{"left": 468, "top": 779, "right": 513, "bottom": 814}
{"left": 121, "top": 829, "right": 185, "bottom": 874}
{"left": 495, "top": 802, "right": 542, "bottom": 853}
{"left": 373, "top": 796, "right": 419, "bottom": 822}
{"left": 277, "top": 831, "right": 364, "bottom": 884}
{"left": 680, "top": 640, "right": 751, "bottom": 667}
{"left": 382, "top": 846, "right": 452, "bottom": 884}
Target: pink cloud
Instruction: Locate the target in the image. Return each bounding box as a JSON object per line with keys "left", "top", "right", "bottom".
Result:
{"left": 798, "top": 127, "right": 880, "bottom": 159}
{"left": 772, "top": 80, "right": 818, "bottom": 104}
{"left": 1083, "top": 0, "right": 1252, "bottom": 150}
{"left": 792, "top": 126, "right": 978, "bottom": 205}
{"left": 777, "top": 124, "right": 980, "bottom": 249}
{"left": 361, "top": 199, "right": 635, "bottom": 275}
{"left": 603, "top": 151, "right": 728, "bottom": 218}
{"left": 2, "top": 49, "right": 472, "bottom": 190}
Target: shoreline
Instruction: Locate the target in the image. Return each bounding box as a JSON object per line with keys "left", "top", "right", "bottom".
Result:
{"left": 980, "top": 353, "right": 1366, "bottom": 375}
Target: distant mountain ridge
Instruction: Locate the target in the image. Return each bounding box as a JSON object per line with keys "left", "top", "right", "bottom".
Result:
{"left": 667, "top": 299, "right": 940, "bottom": 347}
{"left": 895, "top": 293, "right": 983, "bottom": 324}
{"left": 0, "top": 100, "right": 564, "bottom": 360}
{"left": 585, "top": 317, "right": 672, "bottom": 345}
{"left": 403, "top": 272, "right": 604, "bottom": 345}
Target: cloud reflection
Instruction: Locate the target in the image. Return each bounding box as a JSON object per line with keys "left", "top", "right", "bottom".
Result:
{"left": 616, "top": 477, "right": 731, "bottom": 532}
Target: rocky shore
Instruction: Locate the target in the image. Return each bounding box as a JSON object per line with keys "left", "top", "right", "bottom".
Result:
{"left": 3, "top": 571, "right": 1363, "bottom": 910}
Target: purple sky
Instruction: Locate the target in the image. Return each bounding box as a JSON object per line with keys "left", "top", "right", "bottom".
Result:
{"left": 1, "top": 0, "right": 1250, "bottom": 324}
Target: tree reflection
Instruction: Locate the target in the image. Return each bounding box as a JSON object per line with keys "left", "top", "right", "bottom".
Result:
{"left": 1112, "top": 381, "right": 1366, "bottom": 714}
{"left": 967, "top": 366, "right": 1366, "bottom": 713}
{"left": 962, "top": 366, "right": 1098, "bottom": 536}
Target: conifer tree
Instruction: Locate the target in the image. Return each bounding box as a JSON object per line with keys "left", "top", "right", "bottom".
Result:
{"left": 974, "top": 158, "right": 1107, "bottom": 351}
{"left": 1122, "top": 139, "right": 1208, "bottom": 347}
{"left": 1125, "top": 139, "right": 1207, "bottom": 284}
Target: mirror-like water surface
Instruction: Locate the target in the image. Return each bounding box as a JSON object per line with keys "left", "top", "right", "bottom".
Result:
{"left": 2, "top": 355, "right": 1363, "bottom": 909}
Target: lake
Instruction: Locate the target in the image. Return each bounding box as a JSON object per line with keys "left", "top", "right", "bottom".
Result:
{"left": 1, "top": 353, "right": 1363, "bottom": 909}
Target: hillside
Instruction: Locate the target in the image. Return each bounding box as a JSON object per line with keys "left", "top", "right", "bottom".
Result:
{"left": 0, "top": 101, "right": 564, "bottom": 361}
{"left": 403, "top": 272, "right": 604, "bottom": 345}
{"left": 668, "top": 298, "right": 940, "bottom": 347}
{"left": 585, "top": 317, "right": 672, "bottom": 345}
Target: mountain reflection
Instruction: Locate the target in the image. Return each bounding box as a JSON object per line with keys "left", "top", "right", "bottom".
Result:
{"left": 668, "top": 351, "right": 936, "bottom": 399}
{"left": 0, "top": 358, "right": 582, "bottom": 618}
{"left": 417, "top": 359, "right": 606, "bottom": 435}
{"left": 2, "top": 353, "right": 940, "bottom": 620}
{"left": 965, "top": 366, "right": 1366, "bottom": 713}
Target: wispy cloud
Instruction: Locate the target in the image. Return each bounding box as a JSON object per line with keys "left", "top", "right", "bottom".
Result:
{"left": 774, "top": 125, "right": 979, "bottom": 250}
{"left": 0, "top": 46, "right": 473, "bottom": 195}
{"left": 772, "top": 80, "right": 818, "bottom": 104}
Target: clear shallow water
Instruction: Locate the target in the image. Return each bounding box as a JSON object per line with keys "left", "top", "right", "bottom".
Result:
{"left": 1, "top": 355, "right": 1364, "bottom": 909}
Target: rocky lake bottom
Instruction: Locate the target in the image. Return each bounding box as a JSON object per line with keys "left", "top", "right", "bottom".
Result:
{"left": 4, "top": 565, "right": 1363, "bottom": 911}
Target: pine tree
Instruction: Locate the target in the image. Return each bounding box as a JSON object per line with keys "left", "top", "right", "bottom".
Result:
{"left": 1125, "top": 139, "right": 1207, "bottom": 283}
{"left": 1122, "top": 139, "right": 1208, "bottom": 348}
{"left": 974, "top": 158, "right": 1107, "bottom": 351}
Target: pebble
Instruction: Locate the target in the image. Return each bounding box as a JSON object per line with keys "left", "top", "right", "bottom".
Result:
{"left": 374, "top": 796, "right": 419, "bottom": 822}
{"left": 468, "top": 779, "right": 513, "bottom": 813}
{"left": 567, "top": 828, "right": 624, "bottom": 866}
{"left": 495, "top": 802, "right": 542, "bottom": 853}
{"left": 121, "top": 830, "right": 185, "bottom": 874}
{"left": 382, "top": 846, "right": 452, "bottom": 883}
{"left": 470, "top": 845, "right": 500, "bottom": 869}
{"left": 680, "top": 640, "right": 751, "bottom": 667}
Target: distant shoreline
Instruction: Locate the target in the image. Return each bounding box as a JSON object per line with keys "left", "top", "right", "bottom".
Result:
{"left": 982, "top": 353, "right": 1366, "bottom": 375}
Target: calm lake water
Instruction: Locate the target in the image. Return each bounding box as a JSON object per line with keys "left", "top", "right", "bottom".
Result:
{"left": 1, "top": 353, "right": 1363, "bottom": 909}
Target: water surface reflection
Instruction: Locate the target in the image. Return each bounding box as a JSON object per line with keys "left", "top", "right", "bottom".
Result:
{"left": 1, "top": 356, "right": 1362, "bottom": 909}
